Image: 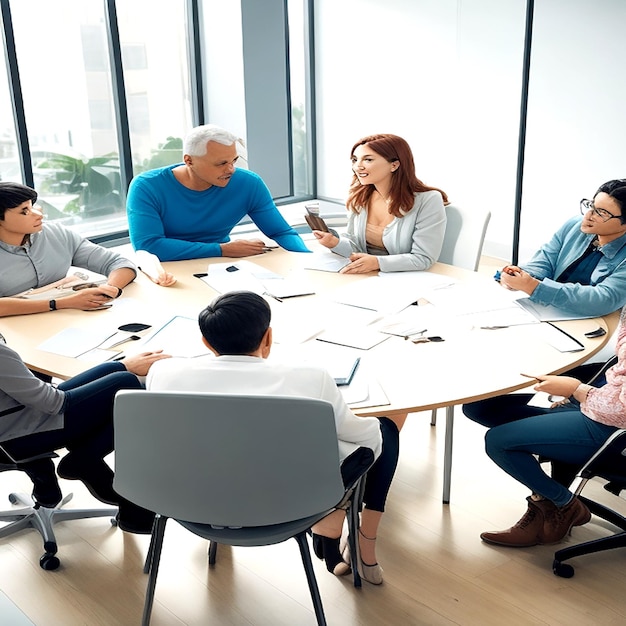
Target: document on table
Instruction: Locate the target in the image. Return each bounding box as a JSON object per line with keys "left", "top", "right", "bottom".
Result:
{"left": 425, "top": 281, "right": 539, "bottom": 327}
{"left": 538, "top": 322, "right": 585, "bottom": 352}
{"left": 330, "top": 272, "right": 453, "bottom": 313}
{"left": 315, "top": 326, "right": 389, "bottom": 350}
{"left": 201, "top": 260, "right": 315, "bottom": 299}
{"left": 300, "top": 251, "right": 350, "bottom": 272}
{"left": 341, "top": 377, "right": 390, "bottom": 408}
{"left": 515, "top": 297, "right": 598, "bottom": 322}
{"left": 137, "top": 316, "right": 211, "bottom": 358}
{"left": 37, "top": 328, "right": 122, "bottom": 359}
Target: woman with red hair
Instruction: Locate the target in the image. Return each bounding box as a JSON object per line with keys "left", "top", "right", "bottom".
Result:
{"left": 314, "top": 133, "right": 448, "bottom": 273}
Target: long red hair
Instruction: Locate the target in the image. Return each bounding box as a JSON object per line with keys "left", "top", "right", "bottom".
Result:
{"left": 346, "top": 134, "right": 448, "bottom": 217}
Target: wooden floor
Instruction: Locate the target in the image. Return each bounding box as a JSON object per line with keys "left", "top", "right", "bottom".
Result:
{"left": 1, "top": 408, "right": 625, "bottom": 626}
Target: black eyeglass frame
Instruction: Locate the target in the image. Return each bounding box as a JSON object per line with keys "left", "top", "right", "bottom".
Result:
{"left": 580, "top": 198, "right": 623, "bottom": 223}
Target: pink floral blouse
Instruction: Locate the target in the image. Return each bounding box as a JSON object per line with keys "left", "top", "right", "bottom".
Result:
{"left": 582, "top": 307, "right": 626, "bottom": 428}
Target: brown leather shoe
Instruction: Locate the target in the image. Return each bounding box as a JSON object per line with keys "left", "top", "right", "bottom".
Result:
{"left": 480, "top": 497, "right": 543, "bottom": 547}
{"left": 536, "top": 496, "right": 591, "bottom": 544}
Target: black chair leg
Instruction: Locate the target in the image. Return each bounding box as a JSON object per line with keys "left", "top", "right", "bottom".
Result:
{"left": 294, "top": 532, "right": 327, "bottom": 626}
{"left": 142, "top": 515, "right": 167, "bottom": 626}
{"left": 555, "top": 532, "right": 626, "bottom": 568}
{"left": 347, "top": 477, "right": 366, "bottom": 588}
{"left": 208, "top": 540, "right": 218, "bottom": 565}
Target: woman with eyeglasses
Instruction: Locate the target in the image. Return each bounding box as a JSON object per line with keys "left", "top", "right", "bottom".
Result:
{"left": 461, "top": 179, "right": 626, "bottom": 546}
{"left": 494, "top": 179, "right": 626, "bottom": 318}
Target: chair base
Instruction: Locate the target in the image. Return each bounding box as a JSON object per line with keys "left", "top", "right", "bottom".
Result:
{"left": 552, "top": 495, "right": 626, "bottom": 578}
{"left": 0, "top": 491, "right": 117, "bottom": 570}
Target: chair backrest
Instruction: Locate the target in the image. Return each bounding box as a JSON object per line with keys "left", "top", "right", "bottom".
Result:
{"left": 113, "top": 390, "right": 345, "bottom": 527}
{"left": 438, "top": 204, "right": 491, "bottom": 271}
{"left": 579, "top": 428, "right": 626, "bottom": 485}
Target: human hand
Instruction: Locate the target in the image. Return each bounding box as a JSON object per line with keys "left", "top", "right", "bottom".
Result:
{"left": 149, "top": 271, "right": 177, "bottom": 287}
{"left": 523, "top": 374, "right": 581, "bottom": 398}
{"left": 220, "top": 239, "right": 267, "bottom": 257}
{"left": 500, "top": 268, "right": 540, "bottom": 295}
{"left": 339, "top": 253, "right": 380, "bottom": 274}
{"left": 121, "top": 350, "right": 171, "bottom": 376}
{"left": 313, "top": 231, "right": 339, "bottom": 248}
{"left": 57, "top": 287, "right": 117, "bottom": 311}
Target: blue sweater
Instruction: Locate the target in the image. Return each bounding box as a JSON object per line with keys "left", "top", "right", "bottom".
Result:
{"left": 523, "top": 216, "right": 626, "bottom": 317}
{"left": 127, "top": 166, "right": 310, "bottom": 261}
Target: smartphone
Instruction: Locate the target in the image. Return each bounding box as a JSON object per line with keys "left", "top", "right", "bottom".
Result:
{"left": 304, "top": 210, "right": 329, "bottom": 233}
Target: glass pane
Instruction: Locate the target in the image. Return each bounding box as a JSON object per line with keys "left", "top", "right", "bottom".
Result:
{"left": 287, "top": 0, "right": 311, "bottom": 197}
{"left": 0, "top": 23, "right": 21, "bottom": 183}
{"left": 10, "top": 0, "right": 125, "bottom": 237}
{"left": 116, "top": 0, "right": 191, "bottom": 175}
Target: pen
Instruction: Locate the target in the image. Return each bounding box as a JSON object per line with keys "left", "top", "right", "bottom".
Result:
{"left": 263, "top": 247, "right": 275, "bottom": 252}
{"left": 264, "top": 292, "right": 283, "bottom": 303}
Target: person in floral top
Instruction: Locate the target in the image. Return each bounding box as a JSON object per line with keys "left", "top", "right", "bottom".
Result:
{"left": 477, "top": 306, "right": 626, "bottom": 548}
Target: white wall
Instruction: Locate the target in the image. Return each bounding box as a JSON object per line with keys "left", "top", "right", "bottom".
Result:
{"left": 313, "top": 0, "right": 626, "bottom": 262}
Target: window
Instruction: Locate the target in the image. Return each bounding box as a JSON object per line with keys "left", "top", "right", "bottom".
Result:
{"left": 0, "top": 0, "right": 313, "bottom": 241}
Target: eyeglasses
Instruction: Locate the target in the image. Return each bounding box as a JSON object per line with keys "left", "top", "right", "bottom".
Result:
{"left": 580, "top": 199, "right": 622, "bottom": 222}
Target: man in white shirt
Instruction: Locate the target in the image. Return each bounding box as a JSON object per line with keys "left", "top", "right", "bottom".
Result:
{"left": 147, "top": 291, "right": 399, "bottom": 584}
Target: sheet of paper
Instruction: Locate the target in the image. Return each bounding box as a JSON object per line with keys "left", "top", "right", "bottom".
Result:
{"left": 515, "top": 297, "right": 598, "bottom": 322}
{"left": 315, "top": 327, "right": 389, "bottom": 350}
{"left": 137, "top": 316, "right": 210, "bottom": 357}
{"left": 526, "top": 391, "right": 567, "bottom": 408}
{"left": 329, "top": 277, "right": 414, "bottom": 313}
{"left": 202, "top": 260, "right": 314, "bottom": 299}
{"left": 342, "top": 378, "right": 390, "bottom": 408}
{"left": 425, "top": 281, "right": 539, "bottom": 327}
{"left": 201, "top": 261, "right": 266, "bottom": 295}
{"left": 371, "top": 305, "right": 439, "bottom": 338}
{"left": 538, "top": 323, "right": 585, "bottom": 353}
{"left": 37, "top": 328, "right": 120, "bottom": 358}
{"left": 300, "top": 251, "right": 350, "bottom": 272}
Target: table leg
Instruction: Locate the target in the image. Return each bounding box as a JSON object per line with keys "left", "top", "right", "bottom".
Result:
{"left": 442, "top": 405, "right": 454, "bottom": 504}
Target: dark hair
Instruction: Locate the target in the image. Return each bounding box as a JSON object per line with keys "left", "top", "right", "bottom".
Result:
{"left": 0, "top": 182, "right": 38, "bottom": 220}
{"left": 198, "top": 291, "right": 271, "bottom": 355}
{"left": 594, "top": 179, "right": 626, "bottom": 224}
{"left": 346, "top": 133, "right": 448, "bottom": 217}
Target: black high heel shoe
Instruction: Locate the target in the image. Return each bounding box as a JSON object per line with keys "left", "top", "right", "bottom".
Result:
{"left": 311, "top": 533, "right": 351, "bottom": 576}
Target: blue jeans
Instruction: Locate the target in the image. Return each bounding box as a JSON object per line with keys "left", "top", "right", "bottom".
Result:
{"left": 484, "top": 410, "right": 617, "bottom": 507}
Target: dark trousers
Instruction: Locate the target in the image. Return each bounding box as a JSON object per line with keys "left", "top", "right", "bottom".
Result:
{"left": 339, "top": 416, "right": 399, "bottom": 514}
{"left": 5, "top": 362, "right": 141, "bottom": 463}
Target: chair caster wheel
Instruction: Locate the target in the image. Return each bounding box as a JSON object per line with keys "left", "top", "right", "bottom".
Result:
{"left": 552, "top": 560, "right": 574, "bottom": 578}
{"left": 40, "top": 553, "right": 61, "bottom": 570}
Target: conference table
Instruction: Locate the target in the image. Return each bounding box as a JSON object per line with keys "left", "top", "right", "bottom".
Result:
{"left": 1, "top": 244, "right": 617, "bottom": 502}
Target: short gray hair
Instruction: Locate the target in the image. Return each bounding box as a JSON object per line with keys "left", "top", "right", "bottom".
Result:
{"left": 183, "top": 124, "right": 241, "bottom": 156}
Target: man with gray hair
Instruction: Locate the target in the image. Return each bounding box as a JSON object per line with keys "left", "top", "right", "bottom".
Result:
{"left": 127, "top": 124, "right": 310, "bottom": 261}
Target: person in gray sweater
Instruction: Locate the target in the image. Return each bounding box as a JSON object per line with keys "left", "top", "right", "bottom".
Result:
{"left": 0, "top": 182, "right": 137, "bottom": 317}
{"left": 0, "top": 334, "right": 170, "bottom": 532}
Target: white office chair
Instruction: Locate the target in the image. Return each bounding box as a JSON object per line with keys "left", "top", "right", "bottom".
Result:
{"left": 438, "top": 203, "right": 491, "bottom": 271}
{"left": 113, "top": 391, "right": 372, "bottom": 626}
{"left": 431, "top": 204, "right": 491, "bottom": 425}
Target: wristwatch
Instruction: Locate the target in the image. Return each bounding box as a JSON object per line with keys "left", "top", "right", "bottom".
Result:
{"left": 49, "top": 300, "right": 57, "bottom": 311}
